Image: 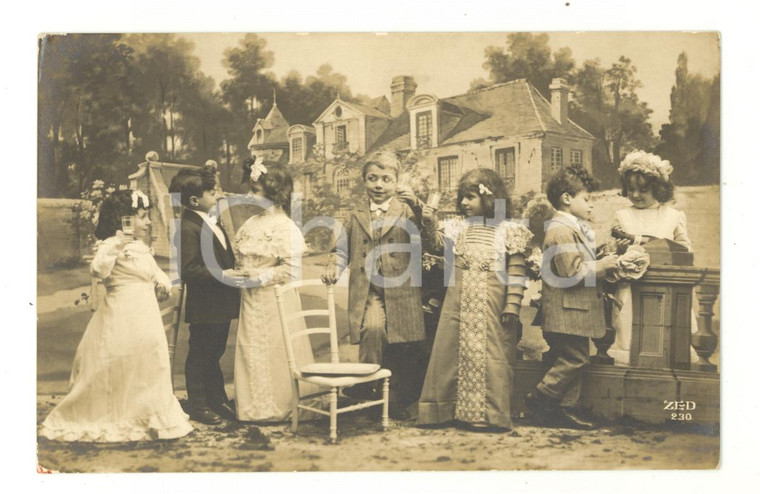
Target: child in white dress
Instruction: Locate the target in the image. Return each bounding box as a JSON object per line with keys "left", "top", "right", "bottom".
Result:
{"left": 39, "top": 190, "right": 192, "bottom": 442}
{"left": 607, "top": 151, "right": 695, "bottom": 365}
{"left": 233, "top": 162, "right": 318, "bottom": 422}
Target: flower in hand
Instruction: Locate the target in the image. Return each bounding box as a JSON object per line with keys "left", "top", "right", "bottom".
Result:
{"left": 611, "top": 245, "right": 651, "bottom": 281}
{"left": 155, "top": 283, "right": 170, "bottom": 303}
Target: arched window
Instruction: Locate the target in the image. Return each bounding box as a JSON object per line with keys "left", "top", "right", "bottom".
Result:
{"left": 334, "top": 168, "right": 352, "bottom": 195}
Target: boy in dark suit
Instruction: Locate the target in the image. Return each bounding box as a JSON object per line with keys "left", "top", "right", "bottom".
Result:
{"left": 169, "top": 166, "right": 244, "bottom": 425}
{"left": 322, "top": 151, "right": 431, "bottom": 419}
{"left": 525, "top": 166, "right": 617, "bottom": 429}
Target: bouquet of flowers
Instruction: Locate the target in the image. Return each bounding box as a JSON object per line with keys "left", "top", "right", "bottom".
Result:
{"left": 525, "top": 246, "right": 543, "bottom": 281}
{"left": 609, "top": 245, "right": 651, "bottom": 281}
{"left": 422, "top": 252, "right": 444, "bottom": 272}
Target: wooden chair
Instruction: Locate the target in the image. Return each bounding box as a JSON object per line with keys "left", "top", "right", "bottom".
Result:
{"left": 274, "top": 279, "right": 391, "bottom": 444}
{"left": 161, "top": 284, "right": 185, "bottom": 390}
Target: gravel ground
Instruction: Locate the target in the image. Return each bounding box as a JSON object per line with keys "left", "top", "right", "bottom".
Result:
{"left": 36, "top": 393, "right": 719, "bottom": 473}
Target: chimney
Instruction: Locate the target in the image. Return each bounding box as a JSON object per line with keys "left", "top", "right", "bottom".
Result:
{"left": 549, "top": 78, "right": 569, "bottom": 125}
{"left": 391, "top": 76, "right": 417, "bottom": 118}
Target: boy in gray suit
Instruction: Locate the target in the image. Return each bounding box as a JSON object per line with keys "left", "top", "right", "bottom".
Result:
{"left": 525, "top": 166, "right": 617, "bottom": 429}
{"left": 322, "top": 151, "right": 430, "bottom": 419}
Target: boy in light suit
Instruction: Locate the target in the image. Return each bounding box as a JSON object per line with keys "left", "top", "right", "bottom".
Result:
{"left": 322, "top": 151, "right": 430, "bottom": 420}
{"left": 525, "top": 166, "right": 617, "bottom": 429}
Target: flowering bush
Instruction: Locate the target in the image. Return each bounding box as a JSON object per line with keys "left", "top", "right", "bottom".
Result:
{"left": 69, "top": 180, "right": 124, "bottom": 259}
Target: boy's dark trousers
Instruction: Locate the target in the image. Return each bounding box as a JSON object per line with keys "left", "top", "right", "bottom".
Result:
{"left": 537, "top": 332, "right": 590, "bottom": 407}
{"left": 186, "top": 322, "right": 231, "bottom": 411}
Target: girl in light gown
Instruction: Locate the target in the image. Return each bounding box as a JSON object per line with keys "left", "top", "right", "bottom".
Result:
{"left": 607, "top": 151, "right": 696, "bottom": 365}
{"left": 39, "top": 190, "right": 193, "bottom": 442}
{"left": 233, "top": 161, "right": 318, "bottom": 422}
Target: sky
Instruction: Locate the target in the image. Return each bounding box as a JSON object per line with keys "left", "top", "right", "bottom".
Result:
{"left": 183, "top": 32, "right": 720, "bottom": 132}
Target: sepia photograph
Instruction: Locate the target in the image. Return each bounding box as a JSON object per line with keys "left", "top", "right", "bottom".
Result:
{"left": 33, "top": 27, "right": 725, "bottom": 476}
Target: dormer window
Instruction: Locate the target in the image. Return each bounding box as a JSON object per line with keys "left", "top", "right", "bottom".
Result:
{"left": 407, "top": 94, "right": 439, "bottom": 150}
{"left": 416, "top": 111, "right": 433, "bottom": 149}
{"left": 256, "top": 129, "right": 263, "bottom": 142}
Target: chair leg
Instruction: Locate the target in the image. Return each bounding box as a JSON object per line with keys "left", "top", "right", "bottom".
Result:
{"left": 381, "top": 377, "right": 390, "bottom": 430}
{"left": 329, "top": 386, "right": 338, "bottom": 444}
{"left": 290, "top": 380, "right": 300, "bottom": 434}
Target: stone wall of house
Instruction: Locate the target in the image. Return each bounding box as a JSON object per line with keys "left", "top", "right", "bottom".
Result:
{"left": 540, "top": 133, "right": 595, "bottom": 190}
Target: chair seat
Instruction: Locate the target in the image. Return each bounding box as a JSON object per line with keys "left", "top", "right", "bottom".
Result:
{"left": 297, "top": 368, "right": 392, "bottom": 387}
{"left": 301, "top": 362, "right": 381, "bottom": 376}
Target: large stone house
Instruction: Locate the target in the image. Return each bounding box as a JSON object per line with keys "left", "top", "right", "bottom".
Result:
{"left": 254, "top": 76, "right": 596, "bottom": 199}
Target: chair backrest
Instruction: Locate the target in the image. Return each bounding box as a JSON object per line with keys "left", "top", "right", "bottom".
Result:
{"left": 160, "top": 284, "right": 185, "bottom": 388}
{"left": 274, "top": 279, "right": 339, "bottom": 376}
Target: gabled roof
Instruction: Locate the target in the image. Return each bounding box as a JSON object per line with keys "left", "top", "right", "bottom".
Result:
{"left": 441, "top": 79, "right": 594, "bottom": 144}
{"left": 313, "top": 98, "right": 391, "bottom": 124}
{"left": 372, "top": 79, "right": 594, "bottom": 152}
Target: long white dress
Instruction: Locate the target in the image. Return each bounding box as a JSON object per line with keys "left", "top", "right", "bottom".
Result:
{"left": 38, "top": 237, "right": 193, "bottom": 442}
{"left": 607, "top": 203, "right": 697, "bottom": 365}
{"left": 233, "top": 209, "right": 318, "bottom": 422}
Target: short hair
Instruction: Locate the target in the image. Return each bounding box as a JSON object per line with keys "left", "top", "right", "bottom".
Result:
{"left": 94, "top": 189, "right": 149, "bottom": 240}
{"left": 620, "top": 170, "right": 675, "bottom": 203}
{"left": 456, "top": 168, "right": 511, "bottom": 218}
{"left": 168, "top": 165, "right": 217, "bottom": 208}
{"left": 362, "top": 150, "right": 400, "bottom": 179}
{"left": 251, "top": 164, "right": 294, "bottom": 216}
{"left": 545, "top": 165, "right": 598, "bottom": 209}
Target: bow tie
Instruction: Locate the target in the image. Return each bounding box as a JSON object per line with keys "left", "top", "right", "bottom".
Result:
{"left": 370, "top": 203, "right": 389, "bottom": 213}
{"left": 578, "top": 221, "right": 596, "bottom": 242}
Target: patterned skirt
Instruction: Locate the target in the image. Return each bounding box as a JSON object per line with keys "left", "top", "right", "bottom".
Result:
{"left": 417, "top": 267, "right": 518, "bottom": 428}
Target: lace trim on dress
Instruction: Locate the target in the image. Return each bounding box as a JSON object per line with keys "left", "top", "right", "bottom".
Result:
{"left": 38, "top": 409, "right": 192, "bottom": 442}
{"left": 238, "top": 288, "right": 283, "bottom": 421}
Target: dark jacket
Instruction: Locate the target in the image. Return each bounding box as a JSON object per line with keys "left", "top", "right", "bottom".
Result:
{"left": 178, "top": 209, "right": 240, "bottom": 324}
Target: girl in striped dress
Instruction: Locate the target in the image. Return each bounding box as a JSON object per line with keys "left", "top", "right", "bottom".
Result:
{"left": 417, "top": 169, "right": 532, "bottom": 430}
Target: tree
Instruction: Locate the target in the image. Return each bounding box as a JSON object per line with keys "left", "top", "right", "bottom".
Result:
{"left": 219, "top": 34, "right": 278, "bottom": 176}
{"left": 125, "top": 34, "right": 215, "bottom": 163}
{"left": 656, "top": 52, "right": 720, "bottom": 185}
{"left": 474, "top": 33, "right": 576, "bottom": 97}
{"left": 569, "top": 57, "right": 655, "bottom": 187}
{"left": 38, "top": 34, "right": 135, "bottom": 197}
{"left": 277, "top": 64, "right": 356, "bottom": 125}
{"left": 276, "top": 64, "right": 355, "bottom": 125}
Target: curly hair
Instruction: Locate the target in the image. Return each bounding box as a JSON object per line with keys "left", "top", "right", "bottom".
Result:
{"left": 168, "top": 165, "right": 218, "bottom": 208}
{"left": 94, "top": 189, "right": 150, "bottom": 240}
{"left": 250, "top": 164, "right": 294, "bottom": 216}
{"left": 620, "top": 170, "right": 675, "bottom": 203}
{"left": 456, "top": 168, "right": 511, "bottom": 218}
{"left": 545, "top": 165, "right": 599, "bottom": 210}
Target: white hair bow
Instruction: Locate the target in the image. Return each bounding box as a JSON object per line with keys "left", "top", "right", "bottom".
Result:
{"left": 131, "top": 190, "right": 149, "bottom": 209}
{"left": 478, "top": 183, "right": 493, "bottom": 196}
{"left": 250, "top": 156, "right": 268, "bottom": 182}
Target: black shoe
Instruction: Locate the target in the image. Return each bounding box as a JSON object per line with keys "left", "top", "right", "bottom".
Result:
{"left": 524, "top": 390, "right": 558, "bottom": 415}
{"left": 549, "top": 408, "right": 596, "bottom": 430}
{"left": 342, "top": 383, "right": 378, "bottom": 401}
{"left": 189, "top": 407, "right": 223, "bottom": 425}
{"left": 388, "top": 405, "right": 412, "bottom": 421}
{"left": 210, "top": 401, "right": 237, "bottom": 421}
